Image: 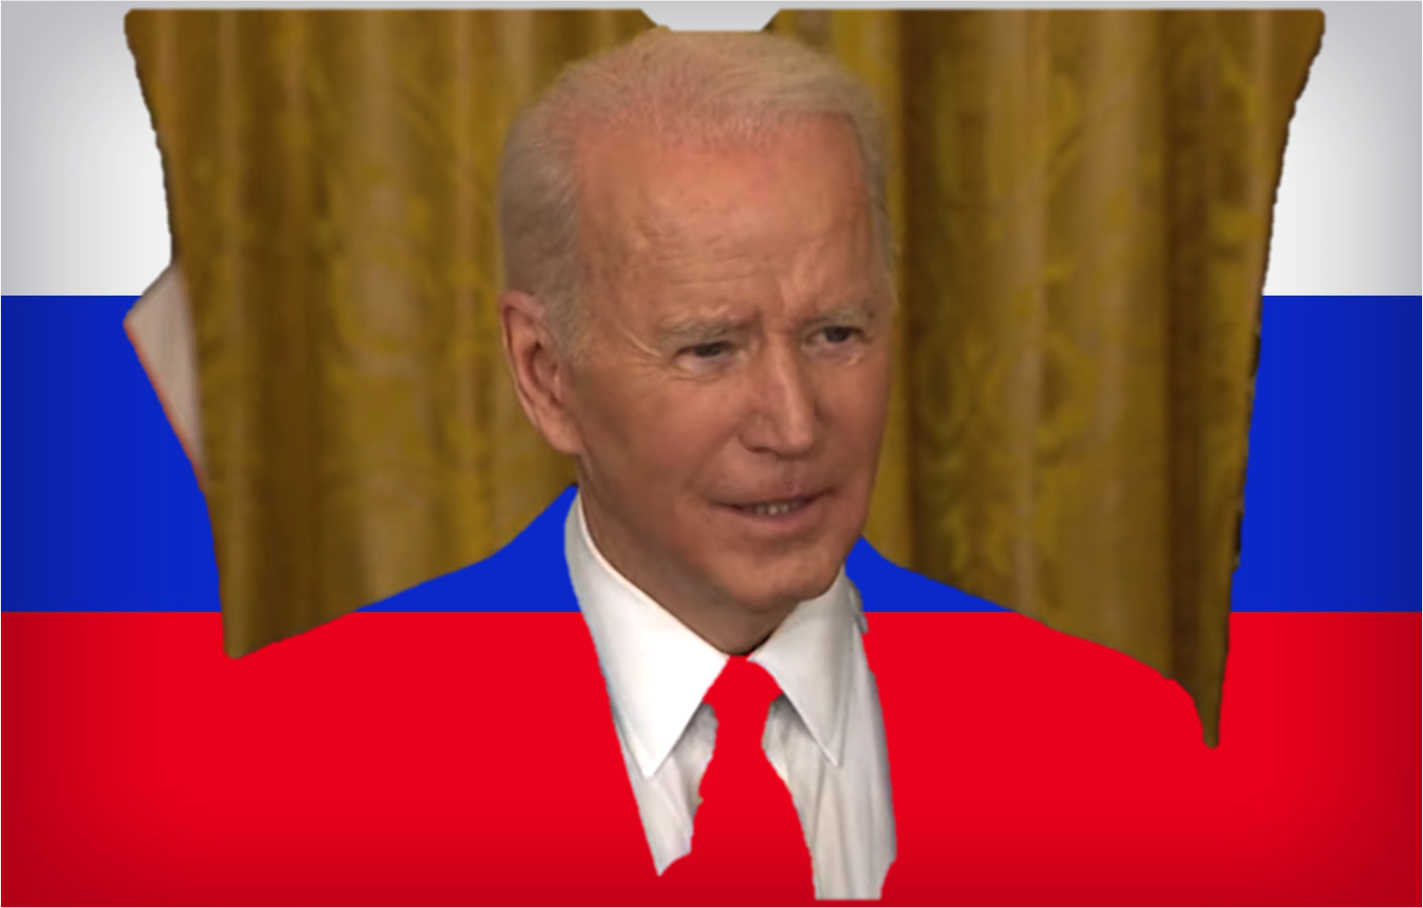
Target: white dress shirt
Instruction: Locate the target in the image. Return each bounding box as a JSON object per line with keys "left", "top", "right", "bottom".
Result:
{"left": 566, "top": 493, "right": 897, "bottom": 901}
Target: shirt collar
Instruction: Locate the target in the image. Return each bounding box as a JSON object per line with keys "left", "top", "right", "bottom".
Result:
{"left": 566, "top": 491, "right": 862, "bottom": 779}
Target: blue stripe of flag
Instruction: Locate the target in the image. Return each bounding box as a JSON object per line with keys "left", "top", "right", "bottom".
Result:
{"left": 2, "top": 295, "right": 1418, "bottom": 612}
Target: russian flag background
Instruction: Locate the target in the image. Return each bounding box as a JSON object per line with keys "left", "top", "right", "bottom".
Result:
{"left": 3, "top": 3, "right": 1419, "bottom": 905}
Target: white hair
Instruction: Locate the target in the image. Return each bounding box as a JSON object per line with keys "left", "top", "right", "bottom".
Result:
{"left": 497, "top": 27, "right": 892, "bottom": 348}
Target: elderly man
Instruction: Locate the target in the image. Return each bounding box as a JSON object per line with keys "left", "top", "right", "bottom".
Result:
{"left": 132, "top": 28, "right": 900, "bottom": 900}
{"left": 497, "top": 27, "right": 896, "bottom": 900}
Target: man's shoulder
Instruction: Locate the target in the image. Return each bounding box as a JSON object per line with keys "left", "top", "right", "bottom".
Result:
{"left": 864, "top": 605, "right": 1200, "bottom": 749}
{"left": 843, "top": 541, "right": 1163, "bottom": 695}
{"left": 372, "top": 487, "right": 580, "bottom": 611}
{"left": 845, "top": 539, "right": 1005, "bottom": 613}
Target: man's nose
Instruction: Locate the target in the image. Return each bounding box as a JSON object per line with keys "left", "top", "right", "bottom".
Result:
{"left": 741, "top": 345, "right": 821, "bottom": 458}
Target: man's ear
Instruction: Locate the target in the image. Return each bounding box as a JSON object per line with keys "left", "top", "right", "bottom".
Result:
{"left": 499, "top": 290, "right": 584, "bottom": 456}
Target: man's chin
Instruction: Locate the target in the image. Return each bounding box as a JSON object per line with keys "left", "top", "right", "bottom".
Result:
{"left": 718, "top": 563, "right": 843, "bottom": 615}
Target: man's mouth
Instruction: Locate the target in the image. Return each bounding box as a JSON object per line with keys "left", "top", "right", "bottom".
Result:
{"left": 737, "top": 498, "right": 812, "bottom": 517}
{"left": 722, "top": 490, "right": 829, "bottom": 519}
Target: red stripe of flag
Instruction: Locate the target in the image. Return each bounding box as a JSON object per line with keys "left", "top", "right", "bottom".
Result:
{"left": 3, "top": 612, "right": 1418, "bottom": 905}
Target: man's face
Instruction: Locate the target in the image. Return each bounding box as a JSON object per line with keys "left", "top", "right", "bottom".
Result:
{"left": 557, "top": 117, "right": 893, "bottom": 627}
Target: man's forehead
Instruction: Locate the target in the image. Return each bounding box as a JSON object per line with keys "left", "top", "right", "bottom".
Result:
{"left": 578, "top": 126, "right": 869, "bottom": 260}
{"left": 580, "top": 119, "right": 861, "bottom": 209}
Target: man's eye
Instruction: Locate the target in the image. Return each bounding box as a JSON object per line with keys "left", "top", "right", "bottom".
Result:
{"left": 687, "top": 341, "right": 731, "bottom": 359}
{"left": 820, "top": 326, "right": 858, "bottom": 344}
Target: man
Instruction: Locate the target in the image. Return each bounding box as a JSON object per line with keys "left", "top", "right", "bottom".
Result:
{"left": 131, "top": 29, "right": 900, "bottom": 900}
{"left": 495, "top": 28, "right": 897, "bottom": 900}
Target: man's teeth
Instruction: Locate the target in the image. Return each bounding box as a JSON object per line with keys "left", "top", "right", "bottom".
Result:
{"left": 747, "top": 500, "right": 803, "bottom": 517}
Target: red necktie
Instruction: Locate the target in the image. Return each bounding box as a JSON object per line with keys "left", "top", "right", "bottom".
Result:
{"left": 659, "top": 656, "right": 815, "bottom": 902}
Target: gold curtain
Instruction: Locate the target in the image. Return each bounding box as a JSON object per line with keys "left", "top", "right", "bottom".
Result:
{"left": 126, "top": 9, "right": 1323, "bottom": 746}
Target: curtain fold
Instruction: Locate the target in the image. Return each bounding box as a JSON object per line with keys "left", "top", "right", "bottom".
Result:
{"left": 884, "top": 10, "right": 1321, "bottom": 746}
{"left": 126, "top": 9, "right": 1323, "bottom": 746}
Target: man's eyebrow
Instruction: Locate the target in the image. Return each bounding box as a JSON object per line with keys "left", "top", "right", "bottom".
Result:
{"left": 803, "top": 300, "right": 878, "bottom": 327}
{"left": 655, "top": 314, "right": 750, "bottom": 345}
{"left": 654, "top": 300, "right": 882, "bottom": 345}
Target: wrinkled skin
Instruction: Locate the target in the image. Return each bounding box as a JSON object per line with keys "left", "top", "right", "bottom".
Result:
{"left": 501, "top": 116, "right": 893, "bottom": 654}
